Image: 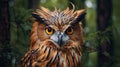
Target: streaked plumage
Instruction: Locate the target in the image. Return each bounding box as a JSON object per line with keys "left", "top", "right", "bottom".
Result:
{"left": 19, "top": 6, "right": 86, "bottom": 67}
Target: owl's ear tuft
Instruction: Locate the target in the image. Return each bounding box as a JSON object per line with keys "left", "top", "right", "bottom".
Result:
{"left": 72, "top": 9, "right": 86, "bottom": 24}
{"left": 32, "top": 13, "right": 45, "bottom": 23}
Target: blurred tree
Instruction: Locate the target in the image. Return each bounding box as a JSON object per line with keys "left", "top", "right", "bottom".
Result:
{"left": 0, "top": 0, "right": 11, "bottom": 67}
{"left": 9, "top": 0, "right": 32, "bottom": 66}
{"left": 97, "top": 0, "right": 113, "bottom": 67}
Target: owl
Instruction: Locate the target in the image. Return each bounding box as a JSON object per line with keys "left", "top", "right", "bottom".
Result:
{"left": 19, "top": 6, "right": 86, "bottom": 67}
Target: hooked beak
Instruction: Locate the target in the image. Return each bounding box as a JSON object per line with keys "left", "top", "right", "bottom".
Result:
{"left": 57, "top": 34, "right": 63, "bottom": 47}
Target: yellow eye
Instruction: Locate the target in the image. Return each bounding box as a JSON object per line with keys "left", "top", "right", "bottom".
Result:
{"left": 66, "top": 27, "right": 74, "bottom": 35}
{"left": 45, "top": 27, "right": 54, "bottom": 35}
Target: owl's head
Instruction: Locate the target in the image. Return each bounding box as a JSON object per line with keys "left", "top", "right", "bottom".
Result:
{"left": 31, "top": 7, "right": 86, "bottom": 50}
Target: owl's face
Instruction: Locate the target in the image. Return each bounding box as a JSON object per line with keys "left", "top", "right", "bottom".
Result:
{"left": 37, "top": 21, "right": 82, "bottom": 49}
{"left": 31, "top": 7, "right": 85, "bottom": 50}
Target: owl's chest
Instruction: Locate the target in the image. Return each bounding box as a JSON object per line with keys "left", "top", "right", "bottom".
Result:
{"left": 32, "top": 48, "right": 81, "bottom": 67}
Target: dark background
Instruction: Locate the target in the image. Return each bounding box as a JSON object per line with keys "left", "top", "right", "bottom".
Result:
{"left": 0, "top": 0, "right": 120, "bottom": 67}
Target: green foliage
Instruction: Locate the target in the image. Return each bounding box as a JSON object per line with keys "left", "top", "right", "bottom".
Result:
{"left": 9, "top": 0, "right": 32, "bottom": 65}
{"left": 40, "top": 0, "right": 68, "bottom": 10}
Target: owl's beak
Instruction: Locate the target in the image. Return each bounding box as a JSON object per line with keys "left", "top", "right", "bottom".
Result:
{"left": 58, "top": 34, "right": 63, "bottom": 47}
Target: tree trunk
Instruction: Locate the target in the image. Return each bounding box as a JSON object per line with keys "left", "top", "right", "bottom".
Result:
{"left": 97, "top": 0, "right": 113, "bottom": 67}
{"left": 0, "top": 0, "right": 11, "bottom": 66}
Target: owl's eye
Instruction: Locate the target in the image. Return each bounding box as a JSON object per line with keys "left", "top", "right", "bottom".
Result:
{"left": 45, "top": 27, "right": 54, "bottom": 35}
{"left": 66, "top": 27, "right": 74, "bottom": 35}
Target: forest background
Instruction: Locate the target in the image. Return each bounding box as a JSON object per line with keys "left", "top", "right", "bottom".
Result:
{"left": 0, "top": 0, "right": 120, "bottom": 67}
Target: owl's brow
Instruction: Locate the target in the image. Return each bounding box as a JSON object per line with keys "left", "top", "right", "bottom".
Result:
{"left": 47, "top": 25, "right": 58, "bottom": 30}
{"left": 62, "top": 25, "right": 72, "bottom": 32}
